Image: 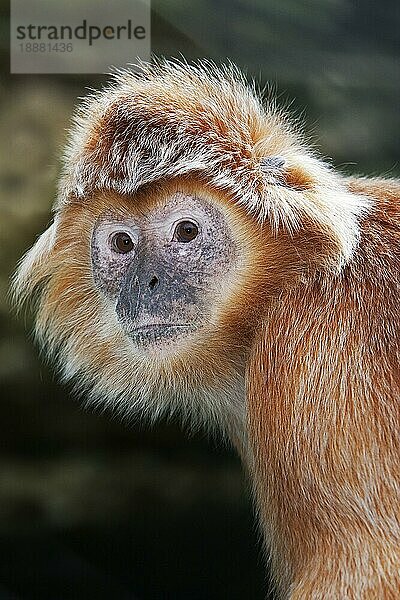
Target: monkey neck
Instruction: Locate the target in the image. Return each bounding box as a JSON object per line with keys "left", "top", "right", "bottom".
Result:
{"left": 247, "top": 266, "right": 400, "bottom": 597}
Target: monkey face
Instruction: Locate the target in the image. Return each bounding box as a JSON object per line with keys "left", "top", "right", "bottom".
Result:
{"left": 12, "top": 178, "right": 261, "bottom": 427}
{"left": 90, "top": 189, "right": 240, "bottom": 349}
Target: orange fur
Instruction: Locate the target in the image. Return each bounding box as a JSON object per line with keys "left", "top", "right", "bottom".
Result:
{"left": 248, "top": 178, "right": 400, "bottom": 597}
{"left": 12, "top": 60, "right": 399, "bottom": 598}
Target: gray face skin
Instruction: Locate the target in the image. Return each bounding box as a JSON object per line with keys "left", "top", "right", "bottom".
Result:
{"left": 91, "top": 191, "right": 238, "bottom": 348}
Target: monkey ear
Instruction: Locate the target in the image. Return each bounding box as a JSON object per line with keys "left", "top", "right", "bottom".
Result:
{"left": 259, "top": 156, "right": 286, "bottom": 172}
{"left": 254, "top": 151, "right": 371, "bottom": 269}
{"left": 11, "top": 218, "right": 58, "bottom": 312}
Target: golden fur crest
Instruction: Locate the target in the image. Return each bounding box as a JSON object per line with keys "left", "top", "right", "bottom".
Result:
{"left": 58, "top": 58, "right": 370, "bottom": 267}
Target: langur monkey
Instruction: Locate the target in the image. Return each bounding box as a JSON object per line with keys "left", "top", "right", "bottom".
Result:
{"left": 13, "top": 60, "right": 399, "bottom": 598}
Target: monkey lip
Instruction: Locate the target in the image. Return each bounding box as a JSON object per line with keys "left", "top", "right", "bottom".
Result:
{"left": 131, "top": 323, "right": 193, "bottom": 331}
{"left": 127, "top": 322, "right": 197, "bottom": 342}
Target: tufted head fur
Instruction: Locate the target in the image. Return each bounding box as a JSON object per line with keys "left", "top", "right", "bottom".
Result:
{"left": 59, "top": 58, "right": 369, "bottom": 265}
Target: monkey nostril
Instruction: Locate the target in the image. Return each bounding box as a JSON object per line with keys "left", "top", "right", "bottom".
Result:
{"left": 149, "top": 276, "right": 159, "bottom": 290}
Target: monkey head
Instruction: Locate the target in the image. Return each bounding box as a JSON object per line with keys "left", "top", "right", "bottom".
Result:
{"left": 12, "top": 60, "right": 368, "bottom": 434}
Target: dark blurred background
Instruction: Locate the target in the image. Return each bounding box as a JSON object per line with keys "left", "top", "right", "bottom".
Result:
{"left": 1, "top": 1, "right": 399, "bottom": 599}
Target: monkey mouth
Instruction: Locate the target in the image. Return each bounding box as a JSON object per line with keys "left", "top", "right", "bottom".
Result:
{"left": 127, "top": 322, "right": 198, "bottom": 345}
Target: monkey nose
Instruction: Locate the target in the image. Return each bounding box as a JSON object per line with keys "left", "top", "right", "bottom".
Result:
{"left": 148, "top": 275, "right": 159, "bottom": 291}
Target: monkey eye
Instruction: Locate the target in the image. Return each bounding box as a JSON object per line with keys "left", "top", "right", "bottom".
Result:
{"left": 174, "top": 220, "right": 199, "bottom": 243}
{"left": 111, "top": 231, "right": 135, "bottom": 254}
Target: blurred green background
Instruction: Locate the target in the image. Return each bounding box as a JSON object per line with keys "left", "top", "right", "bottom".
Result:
{"left": 1, "top": 1, "right": 399, "bottom": 598}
